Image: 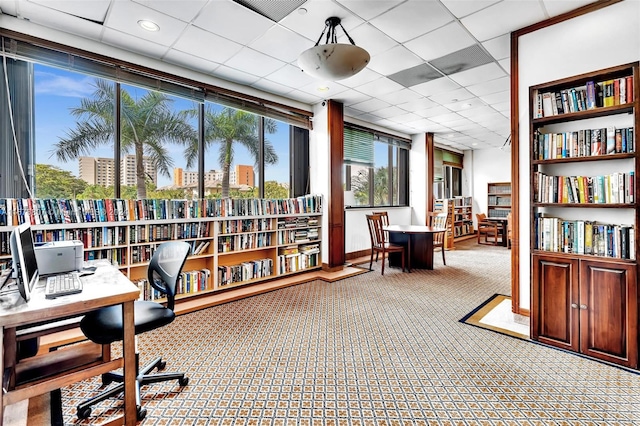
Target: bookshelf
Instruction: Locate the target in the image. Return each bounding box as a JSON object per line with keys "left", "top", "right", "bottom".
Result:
{"left": 0, "top": 195, "right": 322, "bottom": 306}
{"left": 487, "top": 182, "right": 511, "bottom": 219}
{"left": 451, "top": 196, "right": 474, "bottom": 240}
{"left": 529, "top": 62, "right": 639, "bottom": 369}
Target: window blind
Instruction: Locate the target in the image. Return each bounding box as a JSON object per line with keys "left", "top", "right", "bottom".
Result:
{"left": 344, "top": 127, "right": 374, "bottom": 166}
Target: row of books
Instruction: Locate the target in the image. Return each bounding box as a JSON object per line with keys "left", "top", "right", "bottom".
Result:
{"left": 533, "top": 171, "right": 634, "bottom": 204}
{"left": 218, "top": 258, "right": 273, "bottom": 287}
{"left": 84, "top": 247, "right": 126, "bottom": 264}
{"left": 277, "top": 251, "right": 320, "bottom": 274}
{"left": 0, "top": 195, "right": 323, "bottom": 226}
{"left": 534, "top": 127, "right": 634, "bottom": 160}
{"left": 128, "top": 222, "right": 210, "bottom": 244}
{"left": 277, "top": 228, "right": 319, "bottom": 245}
{"left": 488, "top": 195, "right": 511, "bottom": 206}
{"left": 218, "top": 232, "right": 272, "bottom": 253}
{"left": 534, "top": 216, "right": 635, "bottom": 260}
{"left": 33, "top": 227, "right": 127, "bottom": 248}
{"left": 535, "top": 76, "right": 634, "bottom": 118}
{"left": 218, "top": 218, "right": 273, "bottom": 235}
{"left": 454, "top": 223, "right": 474, "bottom": 237}
{"left": 452, "top": 196, "right": 473, "bottom": 206}
{"left": 136, "top": 268, "right": 211, "bottom": 301}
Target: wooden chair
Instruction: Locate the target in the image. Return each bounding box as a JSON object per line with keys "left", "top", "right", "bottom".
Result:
{"left": 428, "top": 212, "right": 447, "bottom": 265}
{"left": 366, "top": 213, "right": 405, "bottom": 275}
{"left": 506, "top": 212, "right": 512, "bottom": 249}
{"left": 372, "top": 211, "right": 390, "bottom": 240}
{"left": 476, "top": 213, "right": 500, "bottom": 245}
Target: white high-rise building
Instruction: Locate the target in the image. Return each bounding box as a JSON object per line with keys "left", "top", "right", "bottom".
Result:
{"left": 79, "top": 155, "right": 157, "bottom": 187}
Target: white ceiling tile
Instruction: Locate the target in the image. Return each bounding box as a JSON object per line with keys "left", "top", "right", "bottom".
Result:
{"left": 368, "top": 46, "right": 423, "bottom": 76}
{"left": 375, "top": 106, "right": 406, "bottom": 119}
{"left": 333, "top": 89, "right": 372, "bottom": 106}
{"left": 428, "top": 88, "right": 474, "bottom": 105}
{"left": 404, "top": 118, "right": 436, "bottom": 129}
{"left": 543, "top": 0, "right": 598, "bottom": 17}
{"left": 193, "top": 0, "right": 274, "bottom": 45}
{"left": 493, "top": 101, "right": 510, "bottom": 113}
{"left": 263, "top": 64, "right": 315, "bottom": 88}
{"left": 298, "top": 81, "right": 349, "bottom": 98}
{"left": 355, "top": 77, "right": 406, "bottom": 97}
{"left": 249, "top": 25, "right": 312, "bottom": 63}
{"left": 498, "top": 58, "right": 510, "bottom": 74}
{"left": 448, "top": 63, "right": 506, "bottom": 86}
{"left": 345, "top": 106, "right": 366, "bottom": 117}
{"left": 102, "top": 28, "right": 169, "bottom": 59}
{"left": 429, "top": 112, "right": 465, "bottom": 124}
{"left": 164, "top": 49, "right": 220, "bottom": 74}
{"left": 173, "top": 26, "right": 243, "bottom": 63}
{"left": 457, "top": 105, "right": 498, "bottom": 119}
{"left": 214, "top": 64, "right": 261, "bottom": 85}
{"left": 347, "top": 23, "right": 398, "bottom": 57}
{"left": 439, "top": 0, "right": 502, "bottom": 18}
{"left": 336, "top": 0, "right": 404, "bottom": 20}
{"left": 349, "top": 98, "right": 392, "bottom": 113}
{"left": 29, "top": 0, "right": 111, "bottom": 22}
{"left": 370, "top": 0, "right": 453, "bottom": 43}
{"left": 461, "top": 0, "right": 547, "bottom": 41}
{"left": 411, "top": 78, "right": 461, "bottom": 97}
{"left": 480, "top": 90, "right": 510, "bottom": 105}
{"left": 251, "top": 79, "right": 293, "bottom": 96}
{"left": 404, "top": 22, "right": 475, "bottom": 62}
{"left": 397, "top": 98, "right": 438, "bottom": 112}
{"left": 288, "top": 90, "right": 324, "bottom": 105}
{"left": 339, "top": 68, "right": 385, "bottom": 88}
{"left": 10, "top": 1, "right": 104, "bottom": 40}
{"left": 424, "top": 123, "right": 453, "bottom": 133}
{"left": 280, "top": 0, "right": 364, "bottom": 41}
{"left": 133, "top": 0, "right": 208, "bottom": 22}
{"left": 482, "top": 34, "right": 510, "bottom": 60}
{"left": 466, "top": 76, "right": 509, "bottom": 96}
{"left": 358, "top": 112, "right": 384, "bottom": 123}
{"left": 415, "top": 105, "right": 453, "bottom": 118}
{"left": 225, "top": 48, "right": 286, "bottom": 76}
{"left": 104, "top": 1, "right": 188, "bottom": 46}
{"left": 377, "top": 88, "right": 423, "bottom": 105}
{"left": 443, "top": 97, "right": 486, "bottom": 112}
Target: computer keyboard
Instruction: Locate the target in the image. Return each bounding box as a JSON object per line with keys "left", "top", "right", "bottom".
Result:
{"left": 45, "top": 272, "right": 83, "bottom": 299}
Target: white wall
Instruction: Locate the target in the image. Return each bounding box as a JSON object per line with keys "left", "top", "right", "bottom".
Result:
{"left": 344, "top": 207, "right": 412, "bottom": 254}
{"left": 309, "top": 102, "right": 330, "bottom": 259}
{"left": 469, "top": 148, "right": 511, "bottom": 225}
{"left": 516, "top": 0, "right": 640, "bottom": 310}
{"left": 410, "top": 133, "right": 427, "bottom": 225}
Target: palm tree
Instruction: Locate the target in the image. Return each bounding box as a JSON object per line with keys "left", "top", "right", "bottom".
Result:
{"left": 53, "top": 79, "right": 195, "bottom": 199}
{"left": 185, "top": 107, "right": 278, "bottom": 198}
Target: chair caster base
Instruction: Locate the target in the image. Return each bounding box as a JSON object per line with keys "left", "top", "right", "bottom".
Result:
{"left": 77, "top": 406, "right": 91, "bottom": 420}
{"left": 179, "top": 376, "right": 189, "bottom": 386}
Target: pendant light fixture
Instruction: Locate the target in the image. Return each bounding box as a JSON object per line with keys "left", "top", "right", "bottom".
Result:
{"left": 297, "top": 17, "right": 370, "bottom": 81}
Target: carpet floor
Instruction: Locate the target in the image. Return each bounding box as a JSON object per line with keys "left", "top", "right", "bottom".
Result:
{"left": 60, "top": 240, "right": 640, "bottom": 425}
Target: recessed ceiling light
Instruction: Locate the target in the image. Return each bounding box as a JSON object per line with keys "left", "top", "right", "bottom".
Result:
{"left": 317, "top": 86, "right": 330, "bottom": 92}
{"left": 472, "top": 142, "right": 478, "bottom": 146}
{"left": 298, "top": 7, "right": 307, "bottom": 15}
{"left": 463, "top": 103, "right": 472, "bottom": 108}
{"left": 138, "top": 20, "right": 160, "bottom": 32}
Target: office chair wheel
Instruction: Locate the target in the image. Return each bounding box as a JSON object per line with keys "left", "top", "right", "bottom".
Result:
{"left": 137, "top": 405, "right": 147, "bottom": 421}
{"left": 157, "top": 360, "right": 166, "bottom": 371}
{"left": 179, "top": 376, "right": 189, "bottom": 386}
{"left": 101, "top": 373, "right": 113, "bottom": 385}
{"left": 77, "top": 406, "right": 92, "bottom": 419}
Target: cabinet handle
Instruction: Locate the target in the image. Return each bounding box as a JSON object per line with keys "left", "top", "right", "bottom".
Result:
{"left": 580, "top": 304, "right": 587, "bottom": 310}
{"left": 571, "top": 303, "right": 578, "bottom": 309}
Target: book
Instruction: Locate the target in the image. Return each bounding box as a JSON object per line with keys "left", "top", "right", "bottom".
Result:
{"left": 542, "top": 92, "right": 554, "bottom": 117}
{"left": 606, "top": 126, "right": 616, "bottom": 154}
{"left": 585, "top": 81, "right": 596, "bottom": 109}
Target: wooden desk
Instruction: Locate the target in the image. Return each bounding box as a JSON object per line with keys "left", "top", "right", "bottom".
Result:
{"left": 385, "top": 225, "right": 446, "bottom": 270}
{"left": 487, "top": 217, "right": 508, "bottom": 247}
{"left": 0, "top": 261, "right": 139, "bottom": 425}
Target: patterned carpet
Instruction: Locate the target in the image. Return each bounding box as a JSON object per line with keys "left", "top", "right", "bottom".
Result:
{"left": 60, "top": 240, "right": 640, "bottom": 425}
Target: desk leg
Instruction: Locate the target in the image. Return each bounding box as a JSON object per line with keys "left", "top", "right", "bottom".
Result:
{"left": 122, "top": 300, "right": 136, "bottom": 425}
{"left": 425, "top": 234, "right": 434, "bottom": 270}
{"left": 406, "top": 235, "right": 411, "bottom": 272}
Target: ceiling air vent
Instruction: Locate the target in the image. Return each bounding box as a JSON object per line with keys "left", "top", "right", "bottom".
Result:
{"left": 387, "top": 63, "right": 443, "bottom": 88}
{"left": 428, "top": 44, "right": 494, "bottom": 75}
{"left": 233, "top": 0, "right": 307, "bottom": 22}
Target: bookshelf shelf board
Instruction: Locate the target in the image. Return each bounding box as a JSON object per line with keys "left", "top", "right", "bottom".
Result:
{"left": 531, "top": 249, "right": 636, "bottom": 263}
{"left": 532, "top": 152, "right": 635, "bottom": 164}
{"left": 532, "top": 104, "right": 634, "bottom": 125}
{"left": 533, "top": 202, "right": 634, "bottom": 208}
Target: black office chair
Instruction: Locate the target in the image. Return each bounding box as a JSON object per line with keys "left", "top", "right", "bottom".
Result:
{"left": 77, "top": 241, "right": 191, "bottom": 420}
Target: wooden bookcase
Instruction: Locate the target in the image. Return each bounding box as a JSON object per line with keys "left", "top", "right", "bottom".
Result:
{"left": 487, "top": 182, "right": 511, "bottom": 219}
{"left": 529, "top": 62, "right": 639, "bottom": 369}
{"left": 0, "top": 196, "right": 322, "bottom": 307}
{"left": 452, "top": 196, "right": 474, "bottom": 240}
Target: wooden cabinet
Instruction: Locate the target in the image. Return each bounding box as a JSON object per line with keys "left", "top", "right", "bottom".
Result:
{"left": 0, "top": 196, "right": 323, "bottom": 307}
{"left": 487, "top": 182, "right": 511, "bottom": 219}
{"left": 532, "top": 254, "right": 637, "bottom": 367}
{"left": 529, "top": 62, "right": 639, "bottom": 368}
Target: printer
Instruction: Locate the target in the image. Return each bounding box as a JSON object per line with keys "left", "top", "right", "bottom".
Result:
{"left": 34, "top": 240, "right": 84, "bottom": 276}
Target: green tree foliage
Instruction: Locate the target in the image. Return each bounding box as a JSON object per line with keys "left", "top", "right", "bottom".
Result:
{"left": 264, "top": 181, "right": 289, "bottom": 198}
{"left": 185, "top": 107, "right": 278, "bottom": 198}
{"left": 53, "top": 79, "right": 195, "bottom": 199}
{"left": 351, "top": 166, "right": 390, "bottom": 205}
{"left": 35, "top": 164, "right": 87, "bottom": 199}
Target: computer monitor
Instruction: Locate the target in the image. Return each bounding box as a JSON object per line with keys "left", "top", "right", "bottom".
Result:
{"left": 9, "top": 222, "right": 39, "bottom": 302}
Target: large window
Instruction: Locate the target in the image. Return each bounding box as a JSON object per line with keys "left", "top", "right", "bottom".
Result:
{"left": 343, "top": 125, "right": 409, "bottom": 208}
{"left": 0, "top": 34, "right": 310, "bottom": 201}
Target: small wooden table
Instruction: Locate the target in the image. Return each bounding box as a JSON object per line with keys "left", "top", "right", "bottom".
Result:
{"left": 385, "top": 225, "right": 447, "bottom": 270}
{"left": 487, "top": 217, "right": 508, "bottom": 247}
{"left": 0, "top": 261, "right": 140, "bottom": 425}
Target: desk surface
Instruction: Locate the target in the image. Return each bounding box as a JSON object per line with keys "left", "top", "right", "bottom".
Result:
{"left": 0, "top": 262, "right": 140, "bottom": 329}
{"left": 385, "top": 225, "right": 446, "bottom": 234}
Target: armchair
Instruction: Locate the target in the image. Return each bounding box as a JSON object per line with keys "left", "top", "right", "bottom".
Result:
{"left": 476, "top": 213, "right": 500, "bottom": 246}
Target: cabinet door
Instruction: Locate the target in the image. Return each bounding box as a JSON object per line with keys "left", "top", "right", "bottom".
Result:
{"left": 579, "top": 260, "right": 638, "bottom": 368}
{"left": 531, "top": 254, "right": 579, "bottom": 352}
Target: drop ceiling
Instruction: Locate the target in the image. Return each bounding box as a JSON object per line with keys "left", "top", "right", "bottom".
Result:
{"left": 0, "top": 0, "right": 597, "bottom": 150}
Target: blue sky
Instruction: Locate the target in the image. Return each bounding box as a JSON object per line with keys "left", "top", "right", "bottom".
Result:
{"left": 33, "top": 64, "right": 291, "bottom": 187}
